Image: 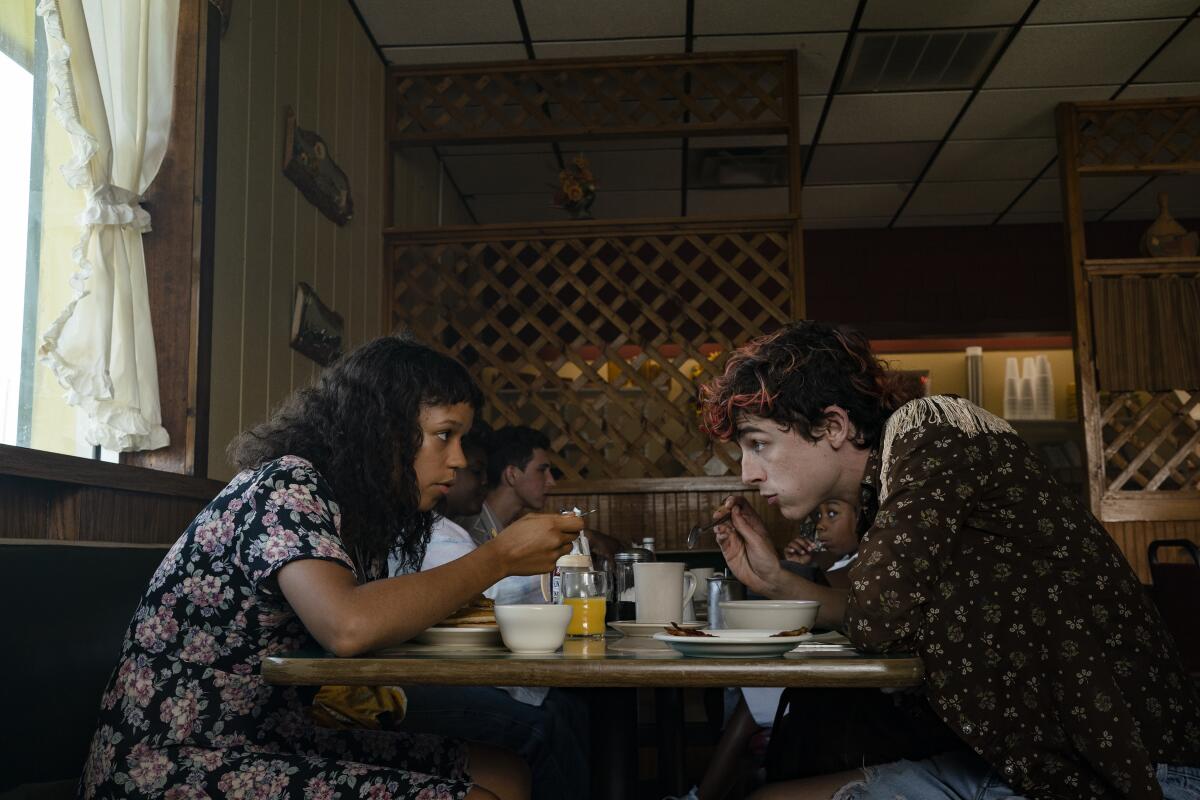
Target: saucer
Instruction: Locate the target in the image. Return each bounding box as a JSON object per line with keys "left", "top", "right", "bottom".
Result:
{"left": 608, "top": 620, "right": 704, "bottom": 638}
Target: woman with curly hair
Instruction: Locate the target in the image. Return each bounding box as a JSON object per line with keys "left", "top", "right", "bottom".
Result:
{"left": 80, "top": 336, "right": 581, "bottom": 800}
{"left": 698, "top": 321, "right": 1200, "bottom": 800}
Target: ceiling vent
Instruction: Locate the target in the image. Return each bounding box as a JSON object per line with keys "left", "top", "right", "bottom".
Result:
{"left": 841, "top": 28, "right": 1005, "bottom": 92}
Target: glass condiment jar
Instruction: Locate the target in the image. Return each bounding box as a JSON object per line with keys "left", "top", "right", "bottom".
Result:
{"left": 612, "top": 547, "right": 654, "bottom": 621}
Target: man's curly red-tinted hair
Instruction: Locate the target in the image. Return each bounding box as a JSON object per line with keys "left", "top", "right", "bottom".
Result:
{"left": 699, "top": 321, "right": 908, "bottom": 448}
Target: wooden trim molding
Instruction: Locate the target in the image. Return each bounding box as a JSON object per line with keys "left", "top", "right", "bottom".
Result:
{"left": 550, "top": 477, "right": 747, "bottom": 495}
{"left": 0, "top": 444, "right": 224, "bottom": 501}
{"left": 123, "top": 0, "right": 216, "bottom": 476}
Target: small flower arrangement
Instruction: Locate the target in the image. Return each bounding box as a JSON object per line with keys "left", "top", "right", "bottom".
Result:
{"left": 552, "top": 154, "right": 597, "bottom": 219}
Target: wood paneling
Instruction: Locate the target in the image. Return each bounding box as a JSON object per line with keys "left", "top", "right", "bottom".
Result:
{"left": 1105, "top": 519, "right": 1200, "bottom": 584}
{"left": 0, "top": 445, "right": 219, "bottom": 544}
{"left": 549, "top": 478, "right": 796, "bottom": 552}
{"left": 124, "top": 0, "right": 214, "bottom": 475}
{"left": 206, "top": 1, "right": 440, "bottom": 481}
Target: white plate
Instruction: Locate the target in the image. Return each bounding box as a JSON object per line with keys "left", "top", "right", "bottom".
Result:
{"left": 608, "top": 620, "right": 705, "bottom": 638}
{"left": 414, "top": 626, "right": 502, "bottom": 648}
{"left": 652, "top": 628, "right": 812, "bottom": 658}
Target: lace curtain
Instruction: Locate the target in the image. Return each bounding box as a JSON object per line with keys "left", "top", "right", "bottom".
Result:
{"left": 36, "top": 0, "right": 180, "bottom": 451}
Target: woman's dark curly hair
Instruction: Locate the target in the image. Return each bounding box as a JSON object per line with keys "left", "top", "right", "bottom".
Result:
{"left": 699, "top": 321, "right": 907, "bottom": 449}
{"left": 228, "top": 336, "right": 482, "bottom": 578}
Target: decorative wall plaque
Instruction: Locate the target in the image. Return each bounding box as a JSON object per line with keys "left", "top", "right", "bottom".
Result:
{"left": 290, "top": 282, "right": 344, "bottom": 366}
{"left": 282, "top": 106, "right": 354, "bottom": 226}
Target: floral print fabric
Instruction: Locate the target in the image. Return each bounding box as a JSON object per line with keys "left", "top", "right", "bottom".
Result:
{"left": 80, "top": 456, "right": 472, "bottom": 800}
{"left": 846, "top": 397, "right": 1200, "bottom": 800}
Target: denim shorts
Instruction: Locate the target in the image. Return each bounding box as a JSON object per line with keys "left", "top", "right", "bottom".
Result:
{"left": 833, "top": 750, "right": 1200, "bottom": 800}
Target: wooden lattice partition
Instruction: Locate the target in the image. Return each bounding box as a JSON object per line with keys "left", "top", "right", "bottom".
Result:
{"left": 1056, "top": 97, "right": 1200, "bottom": 536}
{"left": 386, "top": 218, "right": 799, "bottom": 481}
{"left": 386, "top": 51, "right": 795, "bottom": 145}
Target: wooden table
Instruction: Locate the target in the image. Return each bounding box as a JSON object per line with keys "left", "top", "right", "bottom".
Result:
{"left": 264, "top": 636, "right": 923, "bottom": 798}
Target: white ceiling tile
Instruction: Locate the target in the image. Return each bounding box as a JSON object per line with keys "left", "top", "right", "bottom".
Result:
{"left": 694, "top": 0, "right": 858, "bottom": 34}
{"left": 999, "top": 211, "right": 1065, "bottom": 224}
{"left": 1010, "top": 178, "right": 1069, "bottom": 214}
{"left": 1134, "top": 19, "right": 1200, "bottom": 84}
{"left": 1080, "top": 175, "right": 1156, "bottom": 210}
{"left": 443, "top": 153, "right": 562, "bottom": 195}
{"left": 384, "top": 43, "right": 529, "bottom": 65}
{"left": 523, "top": 0, "right": 685, "bottom": 40}
{"left": 570, "top": 138, "right": 682, "bottom": 151}
{"left": 926, "top": 139, "right": 1059, "bottom": 181}
{"left": 821, "top": 92, "right": 969, "bottom": 144}
{"left": 687, "top": 188, "right": 789, "bottom": 216}
{"left": 694, "top": 33, "right": 846, "bottom": 95}
{"left": 894, "top": 214, "right": 1000, "bottom": 227}
{"left": 470, "top": 190, "right": 681, "bottom": 222}
{"left": 534, "top": 38, "right": 684, "bottom": 59}
{"left": 806, "top": 142, "right": 937, "bottom": 185}
{"left": 469, "top": 194, "right": 562, "bottom": 223}
{"left": 803, "top": 216, "right": 892, "bottom": 229}
{"left": 590, "top": 190, "right": 680, "bottom": 218}
{"left": 1120, "top": 81, "right": 1200, "bottom": 99}
{"left": 439, "top": 143, "right": 554, "bottom": 157}
{"left": 689, "top": 134, "right": 788, "bottom": 148}
{"left": 861, "top": 0, "right": 1029, "bottom": 28}
{"left": 585, "top": 149, "right": 681, "bottom": 191}
{"left": 1030, "top": 0, "right": 1197, "bottom": 24}
{"left": 987, "top": 20, "right": 1182, "bottom": 88}
{"left": 798, "top": 96, "right": 824, "bottom": 145}
{"left": 801, "top": 183, "right": 911, "bottom": 218}
{"left": 906, "top": 180, "right": 1029, "bottom": 215}
{"left": 1009, "top": 176, "right": 1154, "bottom": 214}
{"left": 360, "top": 0, "right": 522, "bottom": 45}
{"left": 952, "top": 86, "right": 1117, "bottom": 139}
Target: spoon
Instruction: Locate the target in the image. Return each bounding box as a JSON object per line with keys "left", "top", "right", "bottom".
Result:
{"left": 686, "top": 513, "right": 730, "bottom": 550}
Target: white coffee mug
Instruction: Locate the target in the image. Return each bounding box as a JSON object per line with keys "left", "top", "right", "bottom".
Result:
{"left": 634, "top": 562, "right": 697, "bottom": 623}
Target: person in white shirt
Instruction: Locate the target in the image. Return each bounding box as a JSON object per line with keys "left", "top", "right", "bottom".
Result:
{"left": 390, "top": 424, "right": 588, "bottom": 800}
{"left": 455, "top": 426, "right": 560, "bottom": 604}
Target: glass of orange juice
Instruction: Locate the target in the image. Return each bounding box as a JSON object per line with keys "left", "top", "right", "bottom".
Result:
{"left": 562, "top": 571, "right": 608, "bottom": 638}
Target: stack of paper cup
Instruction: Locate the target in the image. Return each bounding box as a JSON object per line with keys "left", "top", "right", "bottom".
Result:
{"left": 965, "top": 346, "right": 984, "bottom": 407}
{"left": 1003, "top": 357, "right": 1020, "bottom": 419}
{"left": 1035, "top": 355, "right": 1055, "bottom": 419}
{"left": 1018, "top": 375, "right": 1036, "bottom": 420}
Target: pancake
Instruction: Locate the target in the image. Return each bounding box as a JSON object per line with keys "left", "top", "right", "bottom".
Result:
{"left": 436, "top": 595, "right": 496, "bottom": 627}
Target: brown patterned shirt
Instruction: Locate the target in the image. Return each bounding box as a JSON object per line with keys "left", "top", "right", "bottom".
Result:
{"left": 846, "top": 396, "right": 1200, "bottom": 799}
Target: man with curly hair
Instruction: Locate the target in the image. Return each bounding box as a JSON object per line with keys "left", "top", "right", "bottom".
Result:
{"left": 699, "top": 321, "right": 1200, "bottom": 800}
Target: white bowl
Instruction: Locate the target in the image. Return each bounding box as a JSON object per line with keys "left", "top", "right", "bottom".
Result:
{"left": 718, "top": 600, "right": 819, "bottom": 631}
{"left": 494, "top": 604, "right": 573, "bottom": 654}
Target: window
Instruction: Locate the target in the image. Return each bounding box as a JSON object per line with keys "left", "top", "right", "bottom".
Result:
{"left": 1, "top": 7, "right": 117, "bottom": 462}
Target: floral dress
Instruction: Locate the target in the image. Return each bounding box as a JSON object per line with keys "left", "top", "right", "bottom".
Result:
{"left": 80, "top": 456, "right": 473, "bottom": 800}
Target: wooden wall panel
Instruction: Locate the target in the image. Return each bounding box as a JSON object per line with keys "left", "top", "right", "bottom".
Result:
{"left": 548, "top": 480, "right": 796, "bottom": 553}
{"left": 206, "top": 0, "right": 252, "bottom": 478}
{"left": 266, "top": 3, "right": 301, "bottom": 418}
{"left": 1105, "top": 519, "right": 1200, "bottom": 584}
{"left": 291, "top": 0, "right": 321, "bottom": 388}
{"left": 0, "top": 478, "right": 208, "bottom": 544}
{"left": 207, "top": 1, "right": 429, "bottom": 481}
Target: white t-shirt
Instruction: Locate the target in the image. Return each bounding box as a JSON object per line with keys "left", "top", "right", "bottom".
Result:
{"left": 389, "top": 514, "right": 549, "bottom": 706}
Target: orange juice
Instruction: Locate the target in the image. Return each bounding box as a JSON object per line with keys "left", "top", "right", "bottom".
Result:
{"left": 564, "top": 597, "right": 606, "bottom": 637}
